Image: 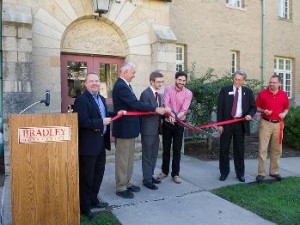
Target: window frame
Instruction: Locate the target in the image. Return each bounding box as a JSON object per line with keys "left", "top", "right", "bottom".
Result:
{"left": 176, "top": 45, "right": 185, "bottom": 72}
{"left": 230, "top": 51, "right": 239, "bottom": 75}
{"left": 226, "top": 0, "right": 244, "bottom": 9}
{"left": 278, "top": 0, "right": 291, "bottom": 20}
{"left": 274, "top": 57, "right": 293, "bottom": 98}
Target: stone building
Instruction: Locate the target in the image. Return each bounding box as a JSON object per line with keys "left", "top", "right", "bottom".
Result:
{"left": 2, "top": 0, "right": 300, "bottom": 137}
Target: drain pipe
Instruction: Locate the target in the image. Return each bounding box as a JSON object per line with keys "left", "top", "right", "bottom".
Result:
{"left": 261, "top": 0, "right": 266, "bottom": 87}
{"left": 0, "top": 1, "right": 3, "bottom": 155}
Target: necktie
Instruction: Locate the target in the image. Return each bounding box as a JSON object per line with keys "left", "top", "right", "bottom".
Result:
{"left": 155, "top": 92, "right": 159, "bottom": 106}
{"left": 231, "top": 88, "right": 239, "bottom": 117}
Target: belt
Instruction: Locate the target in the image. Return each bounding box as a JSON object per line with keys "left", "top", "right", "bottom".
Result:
{"left": 262, "top": 117, "right": 280, "bottom": 123}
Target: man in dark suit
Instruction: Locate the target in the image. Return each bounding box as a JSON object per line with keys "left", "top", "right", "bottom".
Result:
{"left": 217, "top": 70, "right": 256, "bottom": 182}
{"left": 112, "top": 62, "right": 166, "bottom": 199}
{"left": 140, "top": 71, "right": 164, "bottom": 190}
{"left": 73, "top": 72, "right": 113, "bottom": 219}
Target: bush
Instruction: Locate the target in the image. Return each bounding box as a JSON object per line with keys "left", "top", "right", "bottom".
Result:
{"left": 284, "top": 106, "right": 300, "bottom": 150}
{"left": 186, "top": 66, "right": 261, "bottom": 127}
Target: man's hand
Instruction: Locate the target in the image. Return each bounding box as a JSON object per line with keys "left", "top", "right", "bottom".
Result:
{"left": 155, "top": 107, "right": 166, "bottom": 115}
{"left": 245, "top": 115, "right": 252, "bottom": 121}
{"left": 263, "top": 109, "right": 273, "bottom": 115}
{"left": 103, "top": 117, "right": 112, "bottom": 125}
{"left": 279, "top": 112, "right": 287, "bottom": 119}
{"left": 117, "top": 110, "right": 127, "bottom": 115}
{"left": 217, "top": 126, "right": 224, "bottom": 134}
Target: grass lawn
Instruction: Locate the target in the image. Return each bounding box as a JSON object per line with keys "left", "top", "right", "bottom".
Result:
{"left": 80, "top": 210, "right": 120, "bottom": 225}
{"left": 212, "top": 177, "right": 300, "bottom": 225}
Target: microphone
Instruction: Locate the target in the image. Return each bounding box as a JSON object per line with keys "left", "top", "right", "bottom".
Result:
{"left": 44, "top": 90, "right": 50, "bottom": 106}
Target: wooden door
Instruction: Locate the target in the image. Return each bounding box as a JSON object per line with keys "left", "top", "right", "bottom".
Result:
{"left": 61, "top": 54, "right": 125, "bottom": 112}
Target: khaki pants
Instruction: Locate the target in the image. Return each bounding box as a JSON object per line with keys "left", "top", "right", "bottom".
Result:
{"left": 258, "top": 119, "right": 282, "bottom": 176}
{"left": 115, "top": 138, "right": 135, "bottom": 192}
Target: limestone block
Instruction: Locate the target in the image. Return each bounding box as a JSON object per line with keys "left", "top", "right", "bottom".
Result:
{"left": 120, "top": 10, "right": 147, "bottom": 33}
{"left": 33, "top": 47, "right": 60, "bottom": 57}
{"left": 18, "top": 25, "right": 32, "bottom": 39}
{"left": 152, "top": 24, "right": 177, "bottom": 42}
{"left": 34, "top": 8, "right": 66, "bottom": 33}
{"left": 53, "top": 0, "right": 78, "bottom": 21}
{"left": 32, "top": 34, "right": 60, "bottom": 48}
{"left": 17, "top": 39, "right": 32, "bottom": 52}
{"left": 16, "top": 62, "right": 32, "bottom": 81}
{"left": 124, "top": 21, "right": 149, "bottom": 40}
{"left": 114, "top": 1, "right": 136, "bottom": 26}
{"left": 3, "top": 62, "right": 17, "bottom": 80}
{"left": 108, "top": 0, "right": 126, "bottom": 23}
{"left": 2, "top": 3, "right": 32, "bottom": 24}
{"left": 2, "top": 25, "right": 17, "bottom": 37}
{"left": 32, "top": 20, "right": 63, "bottom": 40}
{"left": 3, "top": 37, "right": 17, "bottom": 51}
{"left": 3, "top": 51, "right": 17, "bottom": 63}
{"left": 128, "top": 33, "right": 150, "bottom": 47}
{"left": 50, "top": 57, "right": 60, "bottom": 67}
{"left": 2, "top": 92, "right": 33, "bottom": 118}
{"left": 17, "top": 52, "right": 32, "bottom": 63}
{"left": 3, "top": 81, "right": 18, "bottom": 92}
{"left": 130, "top": 45, "right": 151, "bottom": 56}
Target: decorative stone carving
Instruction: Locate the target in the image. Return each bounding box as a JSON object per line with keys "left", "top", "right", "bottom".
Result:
{"left": 62, "top": 19, "right": 125, "bottom": 56}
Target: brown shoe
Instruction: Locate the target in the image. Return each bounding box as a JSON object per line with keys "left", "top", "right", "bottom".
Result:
{"left": 156, "top": 172, "right": 167, "bottom": 181}
{"left": 172, "top": 175, "right": 182, "bottom": 184}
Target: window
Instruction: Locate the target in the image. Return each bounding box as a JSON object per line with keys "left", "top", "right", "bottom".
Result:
{"left": 278, "top": 0, "right": 290, "bottom": 19}
{"left": 274, "top": 57, "right": 292, "bottom": 98}
{"left": 230, "top": 51, "right": 239, "bottom": 75}
{"left": 226, "top": 0, "right": 243, "bottom": 8}
{"left": 176, "top": 45, "right": 185, "bottom": 72}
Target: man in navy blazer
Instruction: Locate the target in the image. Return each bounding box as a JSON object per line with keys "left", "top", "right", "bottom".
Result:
{"left": 73, "top": 72, "right": 112, "bottom": 219}
{"left": 217, "top": 70, "right": 256, "bottom": 182}
{"left": 112, "top": 62, "right": 166, "bottom": 199}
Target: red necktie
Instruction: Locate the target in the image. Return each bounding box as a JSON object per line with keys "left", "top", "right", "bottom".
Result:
{"left": 155, "top": 92, "right": 159, "bottom": 106}
{"left": 231, "top": 88, "right": 239, "bottom": 117}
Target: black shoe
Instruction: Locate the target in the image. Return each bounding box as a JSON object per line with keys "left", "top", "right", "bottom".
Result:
{"left": 116, "top": 190, "right": 134, "bottom": 199}
{"left": 81, "top": 210, "right": 96, "bottom": 220}
{"left": 152, "top": 177, "right": 161, "bottom": 184}
{"left": 270, "top": 174, "right": 282, "bottom": 181}
{"left": 237, "top": 176, "right": 245, "bottom": 182}
{"left": 219, "top": 174, "right": 228, "bottom": 181}
{"left": 143, "top": 182, "right": 158, "bottom": 190}
{"left": 92, "top": 201, "right": 109, "bottom": 209}
{"left": 127, "top": 185, "right": 141, "bottom": 192}
{"left": 256, "top": 175, "right": 265, "bottom": 182}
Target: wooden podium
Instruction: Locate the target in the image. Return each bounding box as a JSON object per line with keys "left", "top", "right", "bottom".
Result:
{"left": 9, "top": 113, "right": 79, "bottom": 225}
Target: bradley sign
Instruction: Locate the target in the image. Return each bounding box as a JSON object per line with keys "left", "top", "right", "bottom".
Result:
{"left": 18, "top": 126, "right": 71, "bottom": 144}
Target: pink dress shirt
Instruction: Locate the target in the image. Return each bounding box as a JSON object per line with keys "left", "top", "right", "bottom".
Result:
{"left": 163, "top": 85, "right": 193, "bottom": 120}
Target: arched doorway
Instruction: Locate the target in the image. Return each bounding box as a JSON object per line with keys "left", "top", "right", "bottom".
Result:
{"left": 60, "top": 18, "right": 126, "bottom": 112}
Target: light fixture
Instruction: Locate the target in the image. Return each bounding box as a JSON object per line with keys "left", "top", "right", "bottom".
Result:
{"left": 92, "top": 0, "right": 111, "bottom": 16}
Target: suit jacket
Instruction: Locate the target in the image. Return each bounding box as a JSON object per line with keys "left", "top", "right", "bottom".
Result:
{"left": 140, "top": 87, "right": 162, "bottom": 135}
{"left": 217, "top": 85, "right": 256, "bottom": 135}
{"left": 112, "top": 78, "right": 156, "bottom": 138}
{"left": 73, "top": 90, "right": 111, "bottom": 155}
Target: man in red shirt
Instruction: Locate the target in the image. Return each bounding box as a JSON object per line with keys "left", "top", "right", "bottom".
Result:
{"left": 256, "top": 74, "right": 289, "bottom": 182}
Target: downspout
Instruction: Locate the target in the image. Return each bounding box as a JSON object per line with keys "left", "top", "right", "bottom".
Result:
{"left": 261, "top": 0, "right": 266, "bottom": 87}
{"left": 0, "top": 1, "right": 3, "bottom": 155}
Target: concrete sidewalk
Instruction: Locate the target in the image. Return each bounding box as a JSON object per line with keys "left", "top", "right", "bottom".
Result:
{"left": 1, "top": 156, "right": 299, "bottom": 224}
{"left": 101, "top": 156, "right": 300, "bottom": 225}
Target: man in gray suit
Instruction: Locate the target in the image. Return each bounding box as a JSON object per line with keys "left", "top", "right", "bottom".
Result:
{"left": 140, "top": 71, "right": 165, "bottom": 190}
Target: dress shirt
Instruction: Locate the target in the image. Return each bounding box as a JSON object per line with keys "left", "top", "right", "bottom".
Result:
{"left": 163, "top": 85, "right": 193, "bottom": 120}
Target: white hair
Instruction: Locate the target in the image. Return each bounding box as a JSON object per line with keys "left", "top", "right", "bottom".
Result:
{"left": 120, "top": 62, "right": 136, "bottom": 76}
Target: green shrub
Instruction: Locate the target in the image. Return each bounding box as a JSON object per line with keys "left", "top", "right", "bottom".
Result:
{"left": 284, "top": 106, "right": 300, "bottom": 150}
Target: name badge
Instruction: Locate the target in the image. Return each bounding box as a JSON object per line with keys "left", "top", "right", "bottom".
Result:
{"left": 228, "top": 91, "right": 234, "bottom": 95}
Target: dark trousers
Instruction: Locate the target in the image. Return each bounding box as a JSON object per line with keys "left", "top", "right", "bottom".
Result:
{"left": 161, "top": 122, "right": 184, "bottom": 177}
{"left": 79, "top": 149, "right": 106, "bottom": 213}
{"left": 219, "top": 122, "right": 245, "bottom": 177}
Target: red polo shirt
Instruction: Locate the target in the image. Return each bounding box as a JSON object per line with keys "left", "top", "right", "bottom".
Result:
{"left": 256, "top": 88, "right": 289, "bottom": 120}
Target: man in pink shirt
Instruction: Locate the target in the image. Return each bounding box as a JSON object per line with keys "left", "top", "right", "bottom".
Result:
{"left": 157, "top": 71, "right": 193, "bottom": 184}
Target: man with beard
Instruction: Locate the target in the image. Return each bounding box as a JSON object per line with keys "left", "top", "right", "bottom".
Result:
{"left": 156, "top": 71, "right": 193, "bottom": 184}
{"left": 256, "top": 74, "right": 289, "bottom": 182}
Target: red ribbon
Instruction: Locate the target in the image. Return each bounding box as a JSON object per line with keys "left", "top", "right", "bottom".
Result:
{"left": 111, "top": 111, "right": 284, "bottom": 144}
